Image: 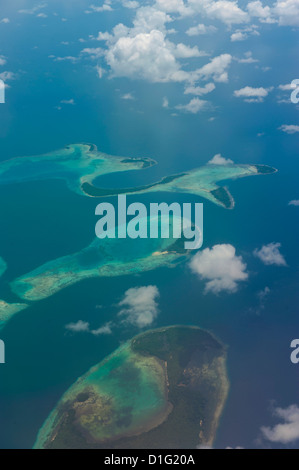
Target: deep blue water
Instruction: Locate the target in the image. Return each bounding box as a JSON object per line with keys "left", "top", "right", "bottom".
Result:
{"left": 0, "top": 1, "right": 298, "bottom": 449}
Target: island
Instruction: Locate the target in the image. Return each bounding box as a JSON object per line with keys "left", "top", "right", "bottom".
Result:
{"left": 82, "top": 163, "right": 277, "bottom": 209}
{"left": 0, "top": 300, "right": 28, "bottom": 330}
{"left": 0, "top": 143, "right": 156, "bottom": 196}
{"left": 34, "top": 326, "right": 229, "bottom": 449}
{"left": 10, "top": 215, "right": 189, "bottom": 304}
{"left": 0, "top": 143, "right": 276, "bottom": 209}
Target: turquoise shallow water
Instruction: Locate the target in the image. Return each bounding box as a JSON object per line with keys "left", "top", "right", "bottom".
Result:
{"left": 0, "top": 161, "right": 298, "bottom": 448}
{"left": 0, "top": 5, "right": 298, "bottom": 448}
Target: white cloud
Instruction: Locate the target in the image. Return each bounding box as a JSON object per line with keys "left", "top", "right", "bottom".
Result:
{"left": 118, "top": 285, "right": 160, "bottom": 328}
{"left": 121, "top": 92, "right": 135, "bottom": 100}
{"left": 208, "top": 153, "right": 234, "bottom": 165}
{"left": 278, "top": 83, "right": 296, "bottom": 91}
{"left": 190, "top": 244, "right": 248, "bottom": 294}
{"left": 53, "top": 56, "right": 78, "bottom": 63}
{"left": 86, "top": 2, "right": 113, "bottom": 13}
{"left": 279, "top": 124, "right": 299, "bottom": 134}
{"left": 194, "top": 54, "right": 233, "bottom": 83}
{"left": 189, "top": 0, "right": 250, "bottom": 25}
{"left": 60, "top": 99, "right": 75, "bottom": 105}
{"left": 247, "top": 0, "right": 299, "bottom": 26}
{"left": 65, "top": 320, "right": 113, "bottom": 335}
{"left": 19, "top": 3, "right": 47, "bottom": 15}
{"left": 247, "top": 1, "right": 276, "bottom": 23}
{"left": 186, "top": 23, "right": 217, "bottom": 36}
{"left": 257, "top": 286, "right": 271, "bottom": 301}
{"left": 0, "top": 56, "right": 6, "bottom": 66}
{"left": 162, "top": 96, "right": 169, "bottom": 107}
{"left": 274, "top": 0, "right": 299, "bottom": 26}
{"left": 96, "top": 4, "right": 232, "bottom": 84}
{"left": 255, "top": 286, "right": 271, "bottom": 313}
{"left": 234, "top": 86, "right": 272, "bottom": 102}
{"left": 91, "top": 322, "right": 113, "bottom": 335}
{"left": 231, "top": 30, "right": 247, "bottom": 41}
{"left": 288, "top": 200, "right": 299, "bottom": 206}
{"left": 237, "top": 51, "right": 259, "bottom": 63}
{"left": 65, "top": 320, "right": 90, "bottom": 333}
{"left": 133, "top": 6, "right": 172, "bottom": 33}
{"left": 155, "top": 0, "right": 191, "bottom": 16}
{"left": 105, "top": 30, "right": 186, "bottom": 82}
{"left": 176, "top": 97, "right": 209, "bottom": 113}
{"left": 174, "top": 43, "right": 205, "bottom": 58}
{"left": 96, "top": 65, "right": 105, "bottom": 78}
{"left": 81, "top": 47, "right": 105, "bottom": 60}
{"left": 123, "top": 0, "right": 140, "bottom": 9}
{"left": 184, "top": 82, "right": 215, "bottom": 96}
{"left": 254, "top": 242, "right": 287, "bottom": 266}
{"left": 0, "top": 18, "right": 10, "bottom": 24}
{"left": 0, "top": 71, "right": 16, "bottom": 81}
{"left": 261, "top": 405, "right": 299, "bottom": 444}
{"left": 231, "top": 26, "right": 260, "bottom": 41}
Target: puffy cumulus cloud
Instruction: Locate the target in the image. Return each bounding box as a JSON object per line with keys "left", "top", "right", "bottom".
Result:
{"left": 186, "top": 23, "right": 217, "bottom": 36}
{"left": 91, "top": 322, "right": 113, "bottom": 336}
{"left": 247, "top": 0, "right": 299, "bottom": 26}
{"left": 278, "top": 83, "right": 296, "bottom": 91}
{"left": 247, "top": 1, "right": 276, "bottom": 23}
{"left": 155, "top": 0, "right": 191, "bottom": 15}
{"left": 81, "top": 47, "right": 105, "bottom": 60}
{"left": 237, "top": 51, "right": 259, "bottom": 63}
{"left": 65, "top": 320, "right": 113, "bottom": 335}
{"left": 234, "top": 86, "right": 272, "bottom": 102}
{"left": 118, "top": 286, "right": 160, "bottom": 328}
{"left": 231, "top": 30, "right": 247, "bottom": 41}
{"left": 174, "top": 43, "right": 206, "bottom": 58}
{"left": 0, "top": 55, "right": 6, "bottom": 66}
{"left": 195, "top": 54, "right": 233, "bottom": 82}
{"left": 288, "top": 200, "right": 299, "bottom": 206}
{"left": 0, "top": 18, "right": 10, "bottom": 24}
{"left": 97, "top": 3, "right": 232, "bottom": 84}
{"left": 274, "top": 0, "right": 299, "bottom": 26}
{"left": 133, "top": 6, "right": 172, "bottom": 33}
{"left": 230, "top": 26, "right": 260, "bottom": 41}
{"left": 190, "top": 244, "right": 248, "bottom": 294}
{"left": 208, "top": 153, "right": 234, "bottom": 164}
{"left": 261, "top": 405, "right": 299, "bottom": 444}
{"left": 0, "top": 71, "right": 17, "bottom": 82}
{"left": 279, "top": 124, "right": 299, "bottom": 134}
{"left": 86, "top": 2, "right": 113, "bottom": 14}
{"left": 184, "top": 82, "right": 215, "bottom": 96}
{"left": 254, "top": 242, "right": 287, "bottom": 266}
{"left": 176, "top": 97, "right": 209, "bottom": 113}
{"left": 188, "top": 0, "right": 250, "bottom": 25}
{"left": 105, "top": 30, "right": 188, "bottom": 82}
{"left": 65, "top": 320, "right": 90, "bottom": 333}
{"left": 122, "top": 0, "right": 140, "bottom": 9}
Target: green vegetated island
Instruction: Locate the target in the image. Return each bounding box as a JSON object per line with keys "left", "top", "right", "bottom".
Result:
{"left": 34, "top": 326, "right": 229, "bottom": 449}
